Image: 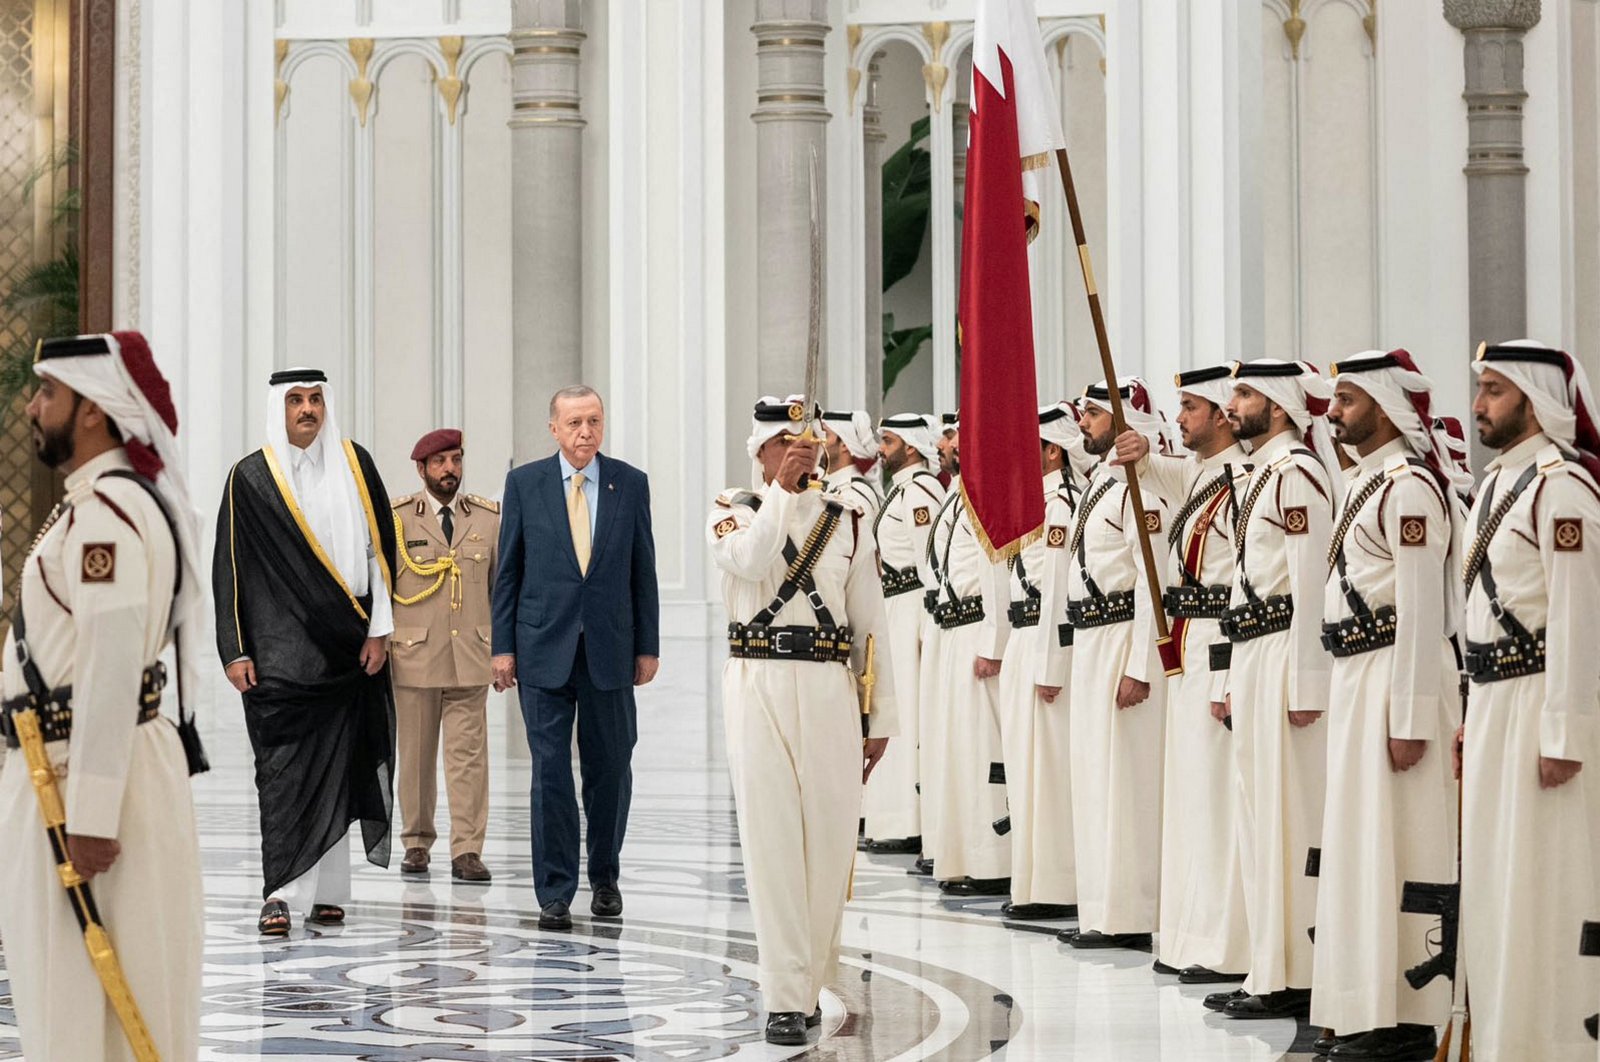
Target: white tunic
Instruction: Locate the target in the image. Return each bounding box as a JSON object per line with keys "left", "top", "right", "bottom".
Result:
{"left": 1310, "top": 439, "right": 1458, "bottom": 1034}
{"left": 0, "top": 448, "right": 203, "bottom": 1062}
{"left": 924, "top": 494, "right": 1011, "bottom": 881}
{"left": 916, "top": 480, "right": 965, "bottom": 865}
{"left": 1138, "top": 444, "right": 1252, "bottom": 973}
{"left": 824, "top": 465, "right": 883, "bottom": 524}
{"left": 861, "top": 463, "right": 944, "bottom": 842}
{"left": 1061, "top": 460, "right": 1168, "bottom": 934}
{"left": 998, "top": 469, "right": 1078, "bottom": 906}
{"left": 1224, "top": 429, "right": 1334, "bottom": 995}
{"left": 708, "top": 481, "right": 899, "bottom": 1014}
{"left": 1460, "top": 434, "right": 1600, "bottom": 1062}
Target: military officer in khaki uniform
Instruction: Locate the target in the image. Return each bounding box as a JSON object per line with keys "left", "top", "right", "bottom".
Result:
{"left": 391, "top": 428, "right": 499, "bottom": 882}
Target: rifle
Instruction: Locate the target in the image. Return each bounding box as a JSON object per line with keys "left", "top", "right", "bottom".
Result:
{"left": 1400, "top": 880, "right": 1459, "bottom": 989}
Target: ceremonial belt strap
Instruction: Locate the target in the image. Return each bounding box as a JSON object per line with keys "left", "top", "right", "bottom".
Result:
{"left": 1070, "top": 475, "right": 1120, "bottom": 604}
{"left": 748, "top": 501, "right": 844, "bottom": 629}
{"left": 936, "top": 496, "right": 976, "bottom": 608}
{"left": 874, "top": 475, "right": 936, "bottom": 597}
{"left": 1233, "top": 447, "right": 1317, "bottom": 606}
{"left": 1164, "top": 484, "right": 1236, "bottom": 664}
{"left": 1007, "top": 551, "right": 1042, "bottom": 627}
{"left": 923, "top": 492, "right": 963, "bottom": 612}
{"left": 1462, "top": 462, "right": 1542, "bottom": 642}
{"left": 1, "top": 663, "right": 168, "bottom": 748}
{"left": 1167, "top": 468, "right": 1234, "bottom": 555}
{"left": 1321, "top": 459, "right": 1431, "bottom": 658}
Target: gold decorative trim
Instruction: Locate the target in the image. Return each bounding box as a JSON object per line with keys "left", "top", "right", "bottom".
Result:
{"left": 349, "top": 38, "right": 375, "bottom": 127}
{"left": 514, "top": 99, "right": 580, "bottom": 110}
{"left": 1021, "top": 151, "right": 1051, "bottom": 172}
{"left": 1364, "top": 0, "right": 1377, "bottom": 47}
{"left": 757, "top": 92, "right": 826, "bottom": 105}
{"left": 438, "top": 35, "right": 465, "bottom": 125}
{"left": 1099, "top": 14, "right": 1108, "bottom": 75}
{"left": 848, "top": 23, "right": 863, "bottom": 57}
{"left": 922, "top": 20, "right": 949, "bottom": 113}
{"left": 1077, "top": 245, "right": 1097, "bottom": 296}
{"left": 275, "top": 40, "right": 290, "bottom": 125}
{"left": 262, "top": 445, "right": 368, "bottom": 621}
{"left": 1284, "top": 0, "right": 1306, "bottom": 60}
{"left": 517, "top": 44, "right": 580, "bottom": 55}
{"left": 757, "top": 37, "right": 825, "bottom": 48}
{"left": 344, "top": 439, "right": 393, "bottom": 596}
{"left": 848, "top": 67, "right": 862, "bottom": 114}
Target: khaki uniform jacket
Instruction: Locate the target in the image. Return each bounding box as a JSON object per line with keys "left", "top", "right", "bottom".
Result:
{"left": 390, "top": 492, "right": 500, "bottom": 688}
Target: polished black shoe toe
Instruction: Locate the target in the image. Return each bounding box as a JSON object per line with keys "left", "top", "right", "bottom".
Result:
{"left": 1313, "top": 1031, "right": 1359, "bottom": 1055}
{"left": 1152, "top": 959, "right": 1181, "bottom": 975}
{"left": 537, "top": 900, "right": 572, "bottom": 931}
{"left": 1327, "top": 1024, "right": 1438, "bottom": 1061}
{"left": 1222, "top": 988, "right": 1312, "bottom": 1020}
{"left": 765, "top": 1011, "right": 808, "bottom": 1045}
{"left": 1179, "top": 965, "right": 1248, "bottom": 985}
{"left": 591, "top": 884, "right": 623, "bottom": 918}
{"left": 1202, "top": 988, "right": 1249, "bottom": 1012}
{"left": 1002, "top": 902, "right": 1076, "bottom": 920}
{"left": 1067, "top": 930, "right": 1153, "bottom": 950}
{"left": 866, "top": 835, "right": 922, "bottom": 854}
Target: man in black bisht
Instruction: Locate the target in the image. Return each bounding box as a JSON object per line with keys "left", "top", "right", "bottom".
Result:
{"left": 213, "top": 368, "right": 398, "bottom": 935}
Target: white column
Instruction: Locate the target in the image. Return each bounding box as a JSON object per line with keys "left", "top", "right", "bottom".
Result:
{"left": 1102, "top": 0, "right": 1145, "bottom": 387}
{"left": 927, "top": 24, "right": 958, "bottom": 413}
{"left": 1137, "top": 0, "right": 1186, "bottom": 404}
{"left": 435, "top": 37, "right": 467, "bottom": 429}
{"left": 350, "top": 38, "right": 377, "bottom": 443}
{"left": 863, "top": 55, "right": 888, "bottom": 414}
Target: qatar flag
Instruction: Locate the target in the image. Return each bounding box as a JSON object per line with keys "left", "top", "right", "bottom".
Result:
{"left": 958, "top": 0, "right": 1064, "bottom": 559}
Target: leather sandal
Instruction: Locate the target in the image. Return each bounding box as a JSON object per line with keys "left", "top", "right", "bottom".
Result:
{"left": 258, "top": 900, "right": 291, "bottom": 937}
{"left": 307, "top": 904, "right": 345, "bottom": 925}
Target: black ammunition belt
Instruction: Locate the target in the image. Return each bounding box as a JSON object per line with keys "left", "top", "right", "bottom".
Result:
{"left": 1, "top": 663, "right": 168, "bottom": 748}
{"left": 933, "top": 595, "right": 985, "bottom": 630}
{"left": 1320, "top": 606, "right": 1398, "bottom": 658}
{"left": 1163, "top": 584, "right": 1231, "bottom": 620}
{"left": 923, "top": 589, "right": 941, "bottom": 615}
{"left": 1219, "top": 595, "right": 1294, "bottom": 643}
{"left": 727, "top": 624, "right": 854, "bottom": 663}
{"left": 880, "top": 565, "right": 923, "bottom": 598}
{"left": 1066, "top": 590, "right": 1135, "bottom": 629}
{"left": 1007, "top": 598, "right": 1041, "bottom": 628}
{"left": 1463, "top": 630, "right": 1546, "bottom": 684}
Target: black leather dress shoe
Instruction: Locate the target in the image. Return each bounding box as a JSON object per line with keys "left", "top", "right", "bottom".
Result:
{"left": 866, "top": 836, "right": 922, "bottom": 854}
{"left": 1152, "top": 959, "right": 1181, "bottom": 975}
{"left": 1222, "top": 988, "right": 1312, "bottom": 1020}
{"left": 1179, "top": 965, "right": 1247, "bottom": 985}
{"left": 1067, "top": 930, "right": 1153, "bottom": 950}
{"left": 1002, "top": 902, "right": 1076, "bottom": 920}
{"left": 1056, "top": 928, "right": 1079, "bottom": 944}
{"left": 538, "top": 900, "right": 572, "bottom": 931}
{"left": 907, "top": 857, "right": 935, "bottom": 876}
{"left": 1203, "top": 989, "right": 1249, "bottom": 1012}
{"left": 591, "top": 884, "right": 623, "bottom": 918}
{"left": 1313, "top": 1031, "right": 1359, "bottom": 1055}
{"left": 805, "top": 1007, "right": 822, "bottom": 1028}
{"left": 1327, "top": 1024, "right": 1438, "bottom": 1060}
{"left": 1588, "top": 1012, "right": 1599, "bottom": 1040}
{"left": 939, "top": 877, "right": 1011, "bottom": 897}
{"left": 765, "top": 1011, "right": 808, "bottom": 1045}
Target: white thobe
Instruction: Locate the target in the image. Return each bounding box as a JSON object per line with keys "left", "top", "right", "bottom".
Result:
{"left": 0, "top": 449, "right": 203, "bottom": 1062}
{"left": 1310, "top": 439, "right": 1459, "bottom": 1034}
{"left": 1137, "top": 445, "right": 1252, "bottom": 973}
{"left": 709, "top": 482, "right": 899, "bottom": 1014}
{"left": 1460, "top": 434, "right": 1600, "bottom": 1061}
{"left": 916, "top": 481, "right": 964, "bottom": 867}
{"left": 999, "top": 470, "right": 1078, "bottom": 906}
{"left": 824, "top": 465, "right": 883, "bottom": 524}
{"left": 861, "top": 463, "right": 944, "bottom": 842}
{"left": 925, "top": 495, "right": 1011, "bottom": 882}
{"left": 1061, "top": 461, "right": 1168, "bottom": 933}
{"left": 1224, "top": 430, "right": 1333, "bottom": 995}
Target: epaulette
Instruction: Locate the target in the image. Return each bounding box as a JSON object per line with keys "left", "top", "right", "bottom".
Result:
{"left": 1537, "top": 442, "right": 1576, "bottom": 476}
{"left": 392, "top": 492, "right": 418, "bottom": 510}
{"left": 463, "top": 493, "right": 499, "bottom": 514}
{"left": 715, "top": 488, "right": 763, "bottom": 511}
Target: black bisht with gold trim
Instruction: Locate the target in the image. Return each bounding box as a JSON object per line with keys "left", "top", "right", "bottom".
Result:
{"left": 212, "top": 440, "right": 399, "bottom": 898}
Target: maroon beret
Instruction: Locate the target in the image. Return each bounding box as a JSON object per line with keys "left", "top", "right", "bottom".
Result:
{"left": 411, "top": 428, "right": 463, "bottom": 462}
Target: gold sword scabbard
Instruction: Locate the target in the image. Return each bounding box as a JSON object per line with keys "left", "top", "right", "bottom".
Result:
{"left": 14, "top": 708, "right": 162, "bottom": 1062}
{"left": 859, "top": 634, "right": 877, "bottom": 718}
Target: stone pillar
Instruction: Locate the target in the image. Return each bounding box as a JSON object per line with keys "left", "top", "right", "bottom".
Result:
{"left": 863, "top": 55, "right": 887, "bottom": 413}
{"left": 509, "top": 0, "right": 586, "bottom": 462}
{"left": 753, "top": 0, "right": 830, "bottom": 398}
{"left": 952, "top": 95, "right": 971, "bottom": 279}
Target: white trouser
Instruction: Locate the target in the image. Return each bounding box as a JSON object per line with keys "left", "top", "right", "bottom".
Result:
{"left": 281, "top": 832, "right": 353, "bottom": 915}
{"left": 862, "top": 592, "right": 924, "bottom": 840}
{"left": 996, "top": 619, "right": 1075, "bottom": 906}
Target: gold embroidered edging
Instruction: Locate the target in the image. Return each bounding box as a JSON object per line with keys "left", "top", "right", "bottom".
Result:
{"left": 262, "top": 445, "right": 368, "bottom": 621}
{"left": 228, "top": 466, "right": 244, "bottom": 650}
{"left": 344, "top": 439, "right": 393, "bottom": 596}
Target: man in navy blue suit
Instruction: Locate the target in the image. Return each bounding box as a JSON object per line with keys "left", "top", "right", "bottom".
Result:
{"left": 491, "top": 385, "right": 660, "bottom": 930}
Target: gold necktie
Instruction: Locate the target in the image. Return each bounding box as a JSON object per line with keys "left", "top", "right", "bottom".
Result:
{"left": 569, "top": 472, "right": 591, "bottom": 575}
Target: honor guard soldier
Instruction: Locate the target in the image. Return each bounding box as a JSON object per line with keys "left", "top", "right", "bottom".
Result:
{"left": 820, "top": 409, "right": 884, "bottom": 519}
{"left": 861, "top": 413, "right": 944, "bottom": 854}
{"left": 1460, "top": 341, "right": 1600, "bottom": 1062}
{"left": 709, "top": 398, "right": 899, "bottom": 1046}
{"left": 994, "top": 402, "right": 1084, "bottom": 921}
{"left": 1212, "top": 359, "right": 1337, "bottom": 1021}
{"left": 0, "top": 332, "right": 207, "bottom": 1061}
{"left": 1114, "top": 365, "right": 1252, "bottom": 984}
{"left": 1056, "top": 377, "right": 1170, "bottom": 951}
{"left": 1311, "top": 350, "right": 1465, "bottom": 1061}
{"left": 391, "top": 428, "right": 499, "bottom": 883}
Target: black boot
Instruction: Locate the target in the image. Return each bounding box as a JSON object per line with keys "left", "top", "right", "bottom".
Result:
{"left": 1327, "top": 1024, "right": 1438, "bottom": 1061}
{"left": 765, "top": 1012, "right": 808, "bottom": 1046}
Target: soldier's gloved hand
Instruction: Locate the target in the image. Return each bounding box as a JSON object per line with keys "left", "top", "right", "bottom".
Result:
{"left": 777, "top": 439, "right": 821, "bottom": 493}
{"left": 225, "top": 658, "right": 257, "bottom": 692}
{"left": 862, "top": 737, "right": 889, "bottom": 783}
{"left": 492, "top": 654, "right": 518, "bottom": 692}
{"left": 1115, "top": 676, "right": 1150, "bottom": 710}
{"left": 1110, "top": 429, "right": 1148, "bottom": 468}
{"left": 66, "top": 834, "right": 120, "bottom": 879}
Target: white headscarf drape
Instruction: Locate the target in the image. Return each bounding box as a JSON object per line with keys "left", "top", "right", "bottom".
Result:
{"left": 265, "top": 371, "right": 370, "bottom": 592}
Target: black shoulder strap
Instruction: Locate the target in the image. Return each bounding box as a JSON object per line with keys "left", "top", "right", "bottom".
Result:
{"left": 750, "top": 501, "right": 844, "bottom": 627}
{"left": 1465, "top": 462, "right": 1541, "bottom": 639}
{"left": 99, "top": 469, "right": 182, "bottom": 597}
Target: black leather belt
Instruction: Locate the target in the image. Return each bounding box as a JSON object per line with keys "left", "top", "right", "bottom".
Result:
{"left": 880, "top": 565, "right": 923, "bottom": 598}
{"left": 1, "top": 662, "right": 168, "bottom": 748}
{"left": 727, "top": 624, "right": 854, "bottom": 663}
{"left": 1163, "top": 584, "right": 1231, "bottom": 620}
{"left": 933, "top": 595, "right": 985, "bottom": 630}
{"left": 1066, "top": 590, "right": 1135, "bottom": 629}
{"left": 1007, "top": 598, "right": 1041, "bottom": 628}
{"left": 1219, "top": 595, "right": 1294, "bottom": 643}
{"left": 1463, "top": 630, "right": 1546, "bottom": 684}
{"left": 1321, "top": 607, "right": 1398, "bottom": 658}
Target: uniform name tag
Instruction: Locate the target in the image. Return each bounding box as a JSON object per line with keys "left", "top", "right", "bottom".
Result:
{"left": 913, "top": 506, "right": 931, "bottom": 527}
{"left": 1399, "top": 515, "right": 1426, "bottom": 547}
{"left": 406, "top": 539, "right": 429, "bottom": 548}
{"left": 1283, "top": 506, "right": 1309, "bottom": 535}
{"left": 82, "top": 542, "right": 117, "bottom": 583}
{"left": 714, "top": 517, "right": 738, "bottom": 540}
{"left": 1046, "top": 525, "right": 1067, "bottom": 548}
{"left": 1555, "top": 517, "right": 1584, "bottom": 552}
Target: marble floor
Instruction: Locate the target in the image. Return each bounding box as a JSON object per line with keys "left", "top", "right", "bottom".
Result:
{"left": 0, "top": 636, "right": 1314, "bottom": 1060}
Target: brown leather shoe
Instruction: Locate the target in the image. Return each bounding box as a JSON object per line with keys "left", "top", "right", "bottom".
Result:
{"left": 400, "top": 847, "right": 430, "bottom": 874}
{"left": 451, "top": 853, "right": 492, "bottom": 883}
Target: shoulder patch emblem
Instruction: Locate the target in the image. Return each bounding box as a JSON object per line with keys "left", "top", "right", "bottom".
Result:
{"left": 1143, "top": 511, "right": 1162, "bottom": 534}
{"left": 1555, "top": 517, "right": 1584, "bottom": 552}
{"left": 1399, "top": 515, "right": 1427, "bottom": 547}
{"left": 1284, "top": 506, "right": 1309, "bottom": 535}
{"left": 913, "top": 506, "right": 931, "bottom": 527}
{"left": 714, "top": 516, "right": 739, "bottom": 540}
{"left": 82, "top": 542, "right": 117, "bottom": 583}
{"left": 1046, "top": 525, "right": 1067, "bottom": 549}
